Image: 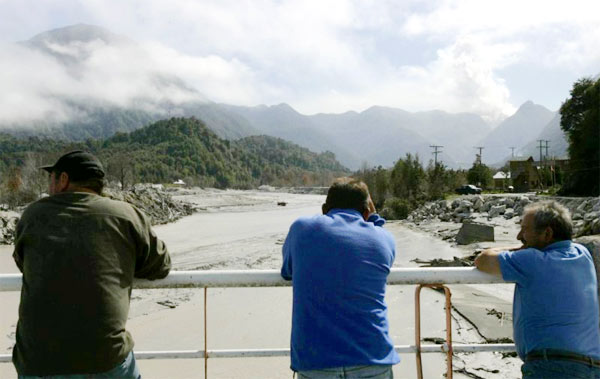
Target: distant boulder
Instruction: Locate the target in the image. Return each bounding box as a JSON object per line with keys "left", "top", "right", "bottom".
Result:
{"left": 456, "top": 222, "right": 495, "bottom": 245}
{"left": 488, "top": 205, "right": 507, "bottom": 218}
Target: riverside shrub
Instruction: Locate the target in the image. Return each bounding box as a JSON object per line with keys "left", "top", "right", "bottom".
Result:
{"left": 382, "top": 197, "right": 413, "bottom": 220}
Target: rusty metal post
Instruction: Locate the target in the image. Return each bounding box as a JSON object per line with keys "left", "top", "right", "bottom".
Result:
{"left": 441, "top": 286, "right": 453, "bottom": 378}
{"left": 415, "top": 285, "right": 424, "bottom": 379}
{"left": 415, "top": 284, "right": 453, "bottom": 379}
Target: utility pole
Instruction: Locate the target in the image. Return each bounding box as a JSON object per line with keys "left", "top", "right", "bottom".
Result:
{"left": 551, "top": 155, "right": 556, "bottom": 188}
{"left": 474, "top": 146, "right": 484, "bottom": 165}
{"left": 537, "top": 140, "right": 544, "bottom": 166}
{"left": 544, "top": 140, "right": 550, "bottom": 161}
{"left": 509, "top": 147, "right": 516, "bottom": 158}
{"left": 430, "top": 145, "right": 443, "bottom": 166}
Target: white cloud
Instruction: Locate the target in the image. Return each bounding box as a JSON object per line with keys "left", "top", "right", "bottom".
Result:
{"left": 402, "top": 0, "right": 600, "bottom": 70}
{"left": 0, "top": 43, "right": 76, "bottom": 123}
{"left": 297, "top": 36, "right": 519, "bottom": 121}
{"left": 402, "top": 0, "right": 600, "bottom": 36}
{"left": 0, "top": 0, "right": 599, "bottom": 125}
{"left": 0, "top": 35, "right": 261, "bottom": 124}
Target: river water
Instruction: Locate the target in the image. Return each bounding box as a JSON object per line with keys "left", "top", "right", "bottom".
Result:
{"left": 142, "top": 189, "right": 519, "bottom": 378}
{"left": 158, "top": 189, "right": 465, "bottom": 270}
{"left": 0, "top": 189, "right": 519, "bottom": 378}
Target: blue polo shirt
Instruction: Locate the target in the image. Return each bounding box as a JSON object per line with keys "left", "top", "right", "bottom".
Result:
{"left": 281, "top": 209, "right": 400, "bottom": 371}
{"left": 499, "top": 241, "right": 600, "bottom": 360}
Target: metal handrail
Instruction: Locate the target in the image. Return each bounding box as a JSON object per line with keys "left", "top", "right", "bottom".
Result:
{"left": 0, "top": 268, "right": 516, "bottom": 375}
{"left": 0, "top": 267, "right": 508, "bottom": 292}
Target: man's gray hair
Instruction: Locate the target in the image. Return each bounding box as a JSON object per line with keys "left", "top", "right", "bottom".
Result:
{"left": 524, "top": 200, "right": 573, "bottom": 241}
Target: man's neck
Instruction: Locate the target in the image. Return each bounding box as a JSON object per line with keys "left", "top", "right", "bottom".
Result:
{"left": 62, "top": 186, "right": 99, "bottom": 195}
{"left": 540, "top": 239, "right": 567, "bottom": 250}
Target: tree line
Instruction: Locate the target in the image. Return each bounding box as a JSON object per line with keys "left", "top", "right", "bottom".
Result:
{"left": 355, "top": 155, "right": 469, "bottom": 219}
{"left": 0, "top": 117, "right": 349, "bottom": 207}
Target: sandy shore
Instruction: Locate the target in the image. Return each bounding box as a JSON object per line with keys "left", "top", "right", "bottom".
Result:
{"left": 0, "top": 190, "right": 522, "bottom": 378}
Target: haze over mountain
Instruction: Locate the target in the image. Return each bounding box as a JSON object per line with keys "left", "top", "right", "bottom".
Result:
{"left": 1, "top": 24, "right": 569, "bottom": 171}
{"left": 219, "top": 103, "right": 361, "bottom": 168}
{"left": 513, "top": 113, "right": 568, "bottom": 163}
{"left": 478, "top": 101, "right": 556, "bottom": 164}
{"left": 310, "top": 107, "right": 493, "bottom": 168}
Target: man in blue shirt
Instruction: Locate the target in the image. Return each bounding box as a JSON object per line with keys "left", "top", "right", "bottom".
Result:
{"left": 475, "top": 200, "right": 600, "bottom": 378}
{"left": 281, "top": 178, "right": 400, "bottom": 378}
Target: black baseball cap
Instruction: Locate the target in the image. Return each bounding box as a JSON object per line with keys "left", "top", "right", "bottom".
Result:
{"left": 40, "top": 150, "right": 105, "bottom": 180}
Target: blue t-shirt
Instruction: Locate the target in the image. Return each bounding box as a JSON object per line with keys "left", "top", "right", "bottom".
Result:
{"left": 281, "top": 209, "right": 400, "bottom": 371}
{"left": 499, "top": 240, "right": 600, "bottom": 360}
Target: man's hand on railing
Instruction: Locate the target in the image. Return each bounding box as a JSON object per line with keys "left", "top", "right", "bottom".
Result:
{"left": 474, "top": 248, "right": 505, "bottom": 277}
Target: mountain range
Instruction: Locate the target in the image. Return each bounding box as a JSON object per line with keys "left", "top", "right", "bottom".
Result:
{"left": 1, "top": 24, "right": 569, "bottom": 170}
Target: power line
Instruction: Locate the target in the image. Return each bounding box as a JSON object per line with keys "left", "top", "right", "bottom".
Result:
{"left": 430, "top": 145, "right": 443, "bottom": 166}
{"left": 537, "top": 140, "right": 544, "bottom": 165}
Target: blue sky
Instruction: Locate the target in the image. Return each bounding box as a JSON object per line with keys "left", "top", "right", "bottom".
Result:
{"left": 0, "top": 0, "right": 599, "bottom": 124}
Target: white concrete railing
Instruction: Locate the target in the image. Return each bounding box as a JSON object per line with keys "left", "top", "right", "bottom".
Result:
{"left": 0, "top": 268, "right": 515, "bottom": 363}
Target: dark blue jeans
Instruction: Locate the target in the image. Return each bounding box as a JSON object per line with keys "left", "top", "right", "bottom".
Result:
{"left": 18, "top": 351, "right": 141, "bottom": 379}
{"left": 522, "top": 359, "right": 600, "bottom": 378}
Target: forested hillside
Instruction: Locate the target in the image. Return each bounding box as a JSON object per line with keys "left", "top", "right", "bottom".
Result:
{"left": 0, "top": 117, "right": 349, "bottom": 198}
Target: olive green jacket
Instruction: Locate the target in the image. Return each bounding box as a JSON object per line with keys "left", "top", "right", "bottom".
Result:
{"left": 12, "top": 192, "right": 171, "bottom": 376}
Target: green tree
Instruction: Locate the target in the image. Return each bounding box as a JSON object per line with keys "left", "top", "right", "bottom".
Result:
{"left": 21, "top": 152, "right": 47, "bottom": 198}
{"left": 390, "top": 153, "right": 425, "bottom": 200}
{"left": 425, "top": 162, "right": 446, "bottom": 200}
{"left": 105, "top": 152, "right": 137, "bottom": 190}
{"left": 467, "top": 163, "right": 493, "bottom": 189}
{"left": 446, "top": 168, "right": 468, "bottom": 193}
{"left": 559, "top": 77, "right": 600, "bottom": 196}
{"left": 372, "top": 166, "right": 389, "bottom": 207}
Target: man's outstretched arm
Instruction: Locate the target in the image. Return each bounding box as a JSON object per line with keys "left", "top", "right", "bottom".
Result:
{"left": 133, "top": 207, "right": 171, "bottom": 280}
{"left": 474, "top": 248, "right": 504, "bottom": 277}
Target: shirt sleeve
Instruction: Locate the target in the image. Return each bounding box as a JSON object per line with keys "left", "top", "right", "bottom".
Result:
{"left": 12, "top": 217, "right": 25, "bottom": 273}
{"left": 498, "top": 248, "right": 537, "bottom": 285}
{"left": 389, "top": 236, "right": 397, "bottom": 266}
{"left": 132, "top": 207, "right": 171, "bottom": 280}
{"left": 366, "top": 214, "right": 395, "bottom": 265}
{"left": 281, "top": 222, "right": 298, "bottom": 281}
{"left": 367, "top": 213, "right": 386, "bottom": 227}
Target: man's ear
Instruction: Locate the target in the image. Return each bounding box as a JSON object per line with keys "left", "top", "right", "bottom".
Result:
{"left": 58, "top": 172, "right": 70, "bottom": 192}
{"left": 322, "top": 204, "right": 328, "bottom": 215}
{"left": 544, "top": 226, "right": 554, "bottom": 243}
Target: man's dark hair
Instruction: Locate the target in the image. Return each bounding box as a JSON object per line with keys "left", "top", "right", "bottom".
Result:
{"left": 323, "top": 177, "right": 370, "bottom": 214}
{"left": 525, "top": 200, "right": 573, "bottom": 241}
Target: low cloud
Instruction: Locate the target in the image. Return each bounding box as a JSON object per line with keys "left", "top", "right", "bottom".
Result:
{"left": 0, "top": 0, "right": 598, "bottom": 126}
{"left": 0, "top": 34, "right": 259, "bottom": 125}
{"left": 0, "top": 43, "right": 76, "bottom": 124}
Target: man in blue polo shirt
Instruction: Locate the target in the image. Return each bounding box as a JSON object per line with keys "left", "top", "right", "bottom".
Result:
{"left": 475, "top": 200, "right": 600, "bottom": 378}
{"left": 281, "top": 178, "right": 400, "bottom": 378}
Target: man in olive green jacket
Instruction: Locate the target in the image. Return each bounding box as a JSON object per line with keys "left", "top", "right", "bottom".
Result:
{"left": 13, "top": 151, "right": 171, "bottom": 378}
